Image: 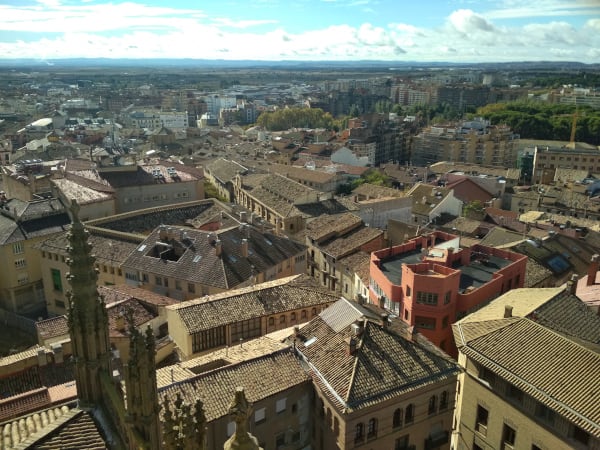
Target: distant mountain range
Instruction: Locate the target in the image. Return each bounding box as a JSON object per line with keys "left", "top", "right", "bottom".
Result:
{"left": 0, "top": 58, "right": 597, "bottom": 71}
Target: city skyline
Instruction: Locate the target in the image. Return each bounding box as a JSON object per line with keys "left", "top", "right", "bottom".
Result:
{"left": 0, "top": 0, "right": 599, "bottom": 63}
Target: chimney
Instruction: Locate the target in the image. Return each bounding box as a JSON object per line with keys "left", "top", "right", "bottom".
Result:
{"left": 241, "top": 238, "right": 248, "bottom": 257}
{"left": 504, "top": 305, "right": 513, "bottom": 318}
{"left": 215, "top": 239, "right": 222, "bottom": 257}
{"left": 587, "top": 254, "right": 599, "bottom": 286}
{"left": 116, "top": 313, "right": 126, "bottom": 332}
{"left": 567, "top": 274, "right": 578, "bottom": 294}
{"left": 381, "top": 314, "right": 389, "bottom": 329}
{"left": 345, "top": 336, "right": 357, "bottom": 356}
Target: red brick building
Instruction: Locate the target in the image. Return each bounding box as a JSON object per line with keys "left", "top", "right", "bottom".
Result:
{"left": 368, "top": 231, "right": 527, "bottom": 356}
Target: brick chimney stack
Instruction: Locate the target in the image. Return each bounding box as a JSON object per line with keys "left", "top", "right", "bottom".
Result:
{"left": 587, "top": 254, "right": 599, "bottom": 286}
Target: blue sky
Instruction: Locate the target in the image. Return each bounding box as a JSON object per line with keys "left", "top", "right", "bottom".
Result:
{"left": 0, "top": 0, "right": 598, "bottom": 62}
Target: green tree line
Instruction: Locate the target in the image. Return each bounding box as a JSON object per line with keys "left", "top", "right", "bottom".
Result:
{"left": 476, "top": 101, "right": 600, "bottom": 145}
{"left": 256, "top": 107, "right": 335, "bottom": 131}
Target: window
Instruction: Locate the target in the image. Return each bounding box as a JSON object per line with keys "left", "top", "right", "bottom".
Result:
{"left": 254, "top": 407, "right": 266, "bottom": 424}
{"left": 301, "top": 310, "right": 307, "bottom": 319}
{"left": 12, "top": 242, "right": 24, "bottom": 254}
{"left": 531, "top": 445, "right": 542, "bottom": 450}
{"left": 276, "top": 433, "right": 285, "bottom": 449}
{"left": 279, "top": 315, "right": 286, "bottom": 324}
{"left": 226, "top": 421, "right": 236, "bottom": 437}
{"left": 14, "top": 259, "right": 27, "bottom": 269}
{"left": 444, "top": 291, "right": 451, "bottom": 304}
{"left": 571, "top": 426, "right": 589, "bottom": 446}
{"left": 442, "top": 316, "right": 449, "bottom": 329}
{"left": 428, "top": 395, "right": 437, "bottom": 415}
{"left": 175, "top": 280, "right": 182, "bottom": 290}
{"left": 268, "top": 317, "right": 275, "bottom": 326}
{"left": 188, "top": 283, "right": 195, "bottom": 294}
{"left": 142, "top": 273, "right": 149, "bottom": 282}
{"left": 502, "top": 423, "right": 516, "bottom": 449}
{"left": 475, "top": 405, "right": 488, "bottom": 435}
{"left": 155, "top": 276, "right": 163, "bottom": 286}
{"left": 367, "top": 418, "right": 377, "bottom": 438}
{"left": 415, "top": 316, "right": 435, "bottom": 330}
{"left": 406, "top": 285, "right": 411, "bottom": 297}
{"left": 405, "top": 404, "right": 414, "bottom": 424}
{"left": 311, "top": 308, "right": 317, "bottom": 316}
{"left": 276, "top": 398, "right": 286, "bottom": 414}
{"left": 534, "top": 403, "right": 554, "bottom": 424}
{"left": 440, "top": 391, "right": 448, "bottom": 410}
{"left": 416, "top": 291, "right": 438, "bottom": 305}
{"left": 507, "top": 384, "right": 523, "bottom": 404}
{"left": 393, "top": 408, "right": 403, "bottom": 428}
{"left": 479, "top": 367, "right": 495, "bottom": 385}
{"left": 55, "top": 299, "right": 65, "bottom": 309}
{"left": 51, "top": 269, "right": 63, "bottom": 292}
{"left": 291, "top": 312, "right": 296, "bottom": 321}
{"left": 404, "top": 309, "right": 409, "bottom": 320}
{"left": 395, "top": 435, "right": 409, "bottom": 450}
{"left": 354, "top": 423, "right": 364, "bottom": 443}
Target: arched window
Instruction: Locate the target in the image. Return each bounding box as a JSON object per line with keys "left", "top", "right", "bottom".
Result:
{"left": 280, "top": 315, "right": 286, "bottom": 324}
{"left": 301, "top": 310, "right": 307, "bottom": 319}
{"left": 367, "top": 418, "right": 378, "bottom": 438}
{"left": 440, "top": 391, "right": 449, "bottom": 410}
{"left": 405, "top": 404, "right": 414, "bottom": 424}
{"left": 393, "top": 408, "right": 403, "bottom": 428}
{"left": 428, "top": 395, "right": 437, "bottom": 415}
{"left": 291, "top": 312, "right": 297, "bottom": 321}
{"left": 354, "top": 423, "right": 364, "bottom": 442}
{"left": 311, "top": 307, "right": 317, "bottom": 316}
{"left": 268, "top": 317, "right": 274, "bottom": 326}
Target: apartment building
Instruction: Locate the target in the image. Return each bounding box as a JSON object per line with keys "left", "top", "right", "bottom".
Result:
{"left": 369, "top": 231, "right": 527, "bottom": 356}
{"left": 412, "top": 121, "right": 519, "bottom": 168}
{"left": 453, "top": 286, "right": 600, "bottom": 450}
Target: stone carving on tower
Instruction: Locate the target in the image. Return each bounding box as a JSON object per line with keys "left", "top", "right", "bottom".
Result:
{"left": 124, "top": 310, "right": 162, "bottom": 450}
{"left": 66, "top": 199, "right": 111, "bottom": 408}
{"left": 162, "top": 393, "right": 207, "bottom": 450}
{"left": 223, "top": 387, "right": 263, "bottom": 450}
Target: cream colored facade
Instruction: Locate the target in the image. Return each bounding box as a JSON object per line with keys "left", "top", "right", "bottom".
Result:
{"left": 316, "top": 377, "right": 456, "bottom": 450}
{"left": 0, "top": 235, "right": 49, "bottom": 315}
{"left": 453, "top": 354, "right": 597, "bottom": 450}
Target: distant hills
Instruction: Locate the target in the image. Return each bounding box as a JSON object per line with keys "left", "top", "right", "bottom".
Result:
{"left": 0, "top": 58, "right": 597, "bottom": 71}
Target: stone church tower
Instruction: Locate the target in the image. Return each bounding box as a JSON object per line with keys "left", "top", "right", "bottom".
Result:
{"left": 124, "top": 320, "right": 162, "bottom": 449}
{"left": 66, "top": 200, "right": 112, "bottom": 408}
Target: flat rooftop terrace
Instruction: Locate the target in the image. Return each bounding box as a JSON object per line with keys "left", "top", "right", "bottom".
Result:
{"left": 379, "top": 249, "right": 513, "bottom": 294}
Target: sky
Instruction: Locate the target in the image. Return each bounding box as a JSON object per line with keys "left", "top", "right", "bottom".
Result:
{"left": 0, "top": 0, "right": 599, "bottom": 63}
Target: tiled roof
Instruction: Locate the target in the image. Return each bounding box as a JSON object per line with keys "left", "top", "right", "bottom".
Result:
{"left": 52, "top": 177, "right": 114, "bottom": 205}
{"left": 122, "top": 224, "right": 306, "bottom": 290}
{"left": 159, "top": 350, "right": 310, "bottom": 423}
{"left": 156, "top": 334, "right": 289, "bottom": 388}
{"left": 263, "top": 163, "right": 338, "bottom": 184}
{"left": 524, "top": 258, "right": 553, "bottom": 287}
{"left": 297, "top": 298, "right": 460, "bottom": 412}
{"left": 338, "top": 251, "right": 371, "bottom": 285}
{"left": 408, "top": 183, "right": 452, "bottom": 216}
{"left": 305, "top": 212, "right": 362, "bottom": 242}
{"left": 353, "top": 183, "right": 405, "bottom": 199}
{"left": 36, "top": 316, "right": 69, "bottom": 340}
{"left": 86, "top": 201, "right": 215, "bottom": 235}
{"left": 100, "top": 284, "right": 178, "bottom": 308}
{"left": 104, "top": 297, "right": 157, "bottom": 338}
{"left": 320, "top": 226, "right": 383, "bottom": 259}
{"left": 479, "top": 227, "right": 526, "bottom": 248}
{"left": 27, "top": 408, "right": 108, "bottom": 449}
{"left": 245, "top": 173, "right": 317, "bottom": 204}
{"left": 169, "top": 275, "right": 337, "bottom": 334}
{"left": 455, "top": 318, "right": 600, "bottom": 438}
{"left": 36, "top": 230, "right": 140, "bottom": 265}
{"left": 205, "top": 158, "right": 248, "bottom": 183}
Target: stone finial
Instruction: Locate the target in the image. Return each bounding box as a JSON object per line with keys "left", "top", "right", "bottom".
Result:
{"left": 223, "top": 387, "right": 262, "bottom": 450}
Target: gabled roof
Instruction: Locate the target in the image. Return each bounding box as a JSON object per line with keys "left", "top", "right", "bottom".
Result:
{"left": 168, "top": 274, "right": 337, "bottom": 334}
{"left": 159, "top": 350, "right": 310, "bottom": 423}
{"left": 297, "top": 298, "right": 460, "bottom": 412}
{"left": 453, "top": 287, "right": 600, "bottom": 438}
{"left": 407, "top": 183, "right": 453, "bottom": 216}
{"left": 205, "top": 158, "right": 248, "bottom": 183}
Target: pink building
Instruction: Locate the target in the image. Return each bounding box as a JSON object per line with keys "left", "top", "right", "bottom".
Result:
{"left": 369, "top": 231, "right": 527, "bottom": 356}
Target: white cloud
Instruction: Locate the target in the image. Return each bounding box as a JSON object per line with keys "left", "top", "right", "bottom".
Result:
{"left": 0, "top": 1, "right": 597, "bottom": 62}
{"left": 486, "top": 0, "right": 599, "bottom": 20}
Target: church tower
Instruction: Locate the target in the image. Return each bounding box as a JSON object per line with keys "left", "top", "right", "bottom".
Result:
{"left": 66, "top": 200, "right": 112, "bottom": 407}
{"left": 124, "top": 319, "right": 162, "bottom": 449}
